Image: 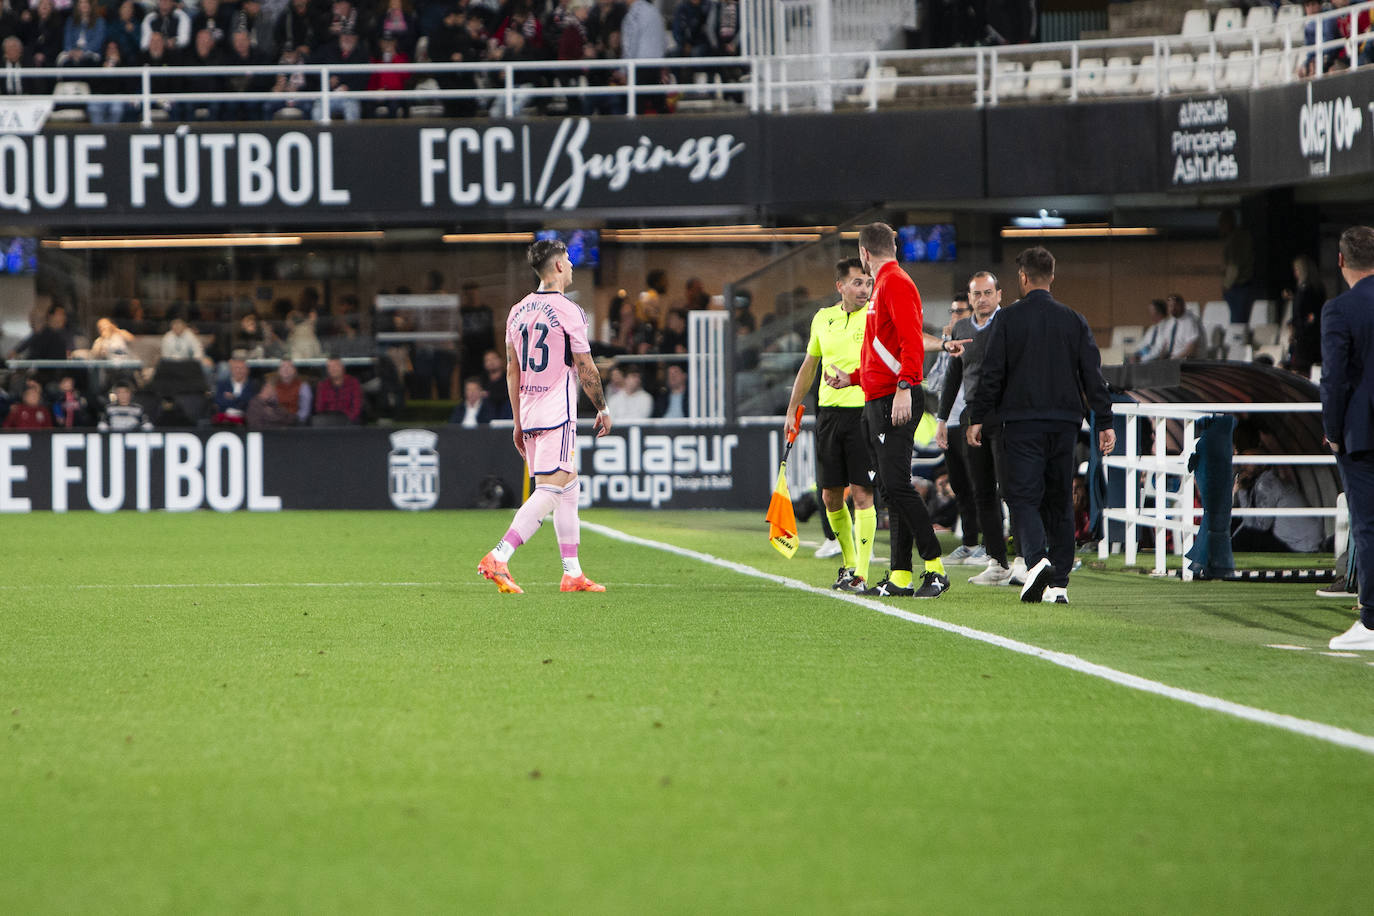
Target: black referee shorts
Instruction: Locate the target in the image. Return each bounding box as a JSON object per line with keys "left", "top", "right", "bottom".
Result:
{"left": 816, "top": 406, "right": 875, "bottom": 490}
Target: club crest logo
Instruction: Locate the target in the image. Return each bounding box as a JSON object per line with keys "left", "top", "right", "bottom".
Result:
{"left": 388, "top": 429, "right": 440, "bottom": 510}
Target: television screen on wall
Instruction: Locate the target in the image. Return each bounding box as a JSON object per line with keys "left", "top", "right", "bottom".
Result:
{"left": 897, "top": 224, "right": 956, "bottom": 263}
{"left": 0, "top": 237, "right": 37, "bottom": 274}
{"left": 536, "top": 229, "right": 600, "bottom": 267}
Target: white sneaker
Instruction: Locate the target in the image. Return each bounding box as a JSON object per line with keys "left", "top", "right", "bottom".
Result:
{"left": 968, "top": 544, "right": 988, "bottom": 563}
{"left": 1329, "top": 619, "right": 1374, "bottom": 650}
{"left": 1041, "top": 587, "right": 1068, "bottom": 604}
{"left": 968, "top": 560, "right": 1013, "bottom": 586}
{"left": 1008, "top": 556, "right": 1028, "bottom": 586}
{"left": 943, "top": 544, "right": 977, "bottom": 564}
{"left": 814, "top": 538, "right": 842, "bottom": 559}
{"left": 1019, "top": 558, "right": 1054, "bottom": 603}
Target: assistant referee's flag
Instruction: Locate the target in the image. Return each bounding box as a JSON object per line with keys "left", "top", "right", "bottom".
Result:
{"left": 766, "top": 405, "right": 805, "bottom": 558}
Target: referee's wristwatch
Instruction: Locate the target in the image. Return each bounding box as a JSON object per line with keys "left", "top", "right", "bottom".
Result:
{"left": 896, "top": 380, "right": 914, "bottom": 391}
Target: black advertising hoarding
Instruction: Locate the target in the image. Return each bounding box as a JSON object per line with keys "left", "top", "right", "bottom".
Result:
{"left": 984, "top": 99, "right": 1159, "bottom": 197}
{"left": 1160, "top": 92, "right": 1247, "bottom": 189}
{"left": 0, "top": 117, "right": 763, "bottom": 226}
{"left": 0, "top": 424, "right": 789, "bottom": 511}
{"left": 1250, "top": 68, "right": 1374, "bottom": 186}
{"left": 763, "top": 110, "right": 984, "bottom": 203}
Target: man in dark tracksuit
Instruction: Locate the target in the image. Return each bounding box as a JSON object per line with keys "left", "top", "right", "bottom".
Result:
{"left": 966, "top": 246, "right": 1116, "bottom": 604}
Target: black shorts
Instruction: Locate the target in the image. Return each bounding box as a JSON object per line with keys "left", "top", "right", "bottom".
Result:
{"left": 816, "top": 406, "right": 875, "bottom": 489}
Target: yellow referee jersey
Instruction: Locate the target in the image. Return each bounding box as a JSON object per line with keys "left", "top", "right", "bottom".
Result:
{"left": 806, "top": 302, "right": 866, "bottom": 409}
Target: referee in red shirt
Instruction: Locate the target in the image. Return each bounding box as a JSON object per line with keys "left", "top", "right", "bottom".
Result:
{"left": 852, "top": 222, "right": 951, "bottom": 598}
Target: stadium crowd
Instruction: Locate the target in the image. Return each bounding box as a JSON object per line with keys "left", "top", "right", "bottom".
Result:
{"left": 0, "top": 0, "right": 744, "bottom": 120}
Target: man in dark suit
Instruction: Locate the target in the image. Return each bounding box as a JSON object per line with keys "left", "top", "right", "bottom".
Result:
{"left": 966, "top": 246, "right": 1116, "bottom": 605}
{"left": 1322, "top": 225, "right": 1374, "bottom": 650}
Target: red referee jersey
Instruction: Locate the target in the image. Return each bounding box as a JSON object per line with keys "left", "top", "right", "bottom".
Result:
{"left": 858, "top": 260, "right": 926, "bottom": 401}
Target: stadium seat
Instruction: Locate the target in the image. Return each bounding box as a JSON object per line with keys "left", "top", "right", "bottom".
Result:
{"left": 1102, "top": 56, "right": 1135, "bottom": 94}
{"left": 1275, "top": 2, "right": 1304, "bottom": 44}
{"left": 1180, "top": 8, "right": 1211, "bottom": 45}
{"left": 1167, "top": 52, "right": 1197, "bottom": 92}
{"left": 1244, "top": 5, "right": 1275, "bottom": 42}
{"left": 1202, "top": 301, "right": 1231, "bottom": 328}
{"left": 995, "top": 61, "right": 1027, "bottom": 99}
{"left": 1185, "top": 51, "right": 1219, "bottom": 92}
{"left": 1221, "top": 50, "right": 1255, "bottom": 89}
{"left": 1130, "top": 54, "right": 1160, "bottom": 94}
{"left": 1255, "top": 49, "right": 1289, "bottom": 86}
{"left": 1252, "top": 323, "right": 1281, "bottom": 347}
{"left": 1213, "top": 7, "right": 1246, "bottom": 47}
{"left": 408, "top": 78, "right": 444, "bottom": 119}
{"left": 48, "top": 81, "right": 90, "bottom": 123}
{"left": 1077, "top": 57, "right": 1106, "bottom": 96}
{"left": 1251, "top": 299, "right": 1277, "bottom": 326}
{"left": 850, "top": 65, "right": 898, "bottom": 105}
{"left": 1026, "top": 59, "right": 1065, "bottom": 98}
{"left": 1097, "top": 345, "right": 1125, "bottom": 366}
{"left": 1111, "top": 325, "right": 1144, "bottom": 349}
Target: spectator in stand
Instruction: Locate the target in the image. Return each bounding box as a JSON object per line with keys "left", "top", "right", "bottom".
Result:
{"left": 272, "top": 359, "right": 310, "bottom": 425}
{"left": 11, "top": 304, "right": 74, "bottom": 361}
{"left": 98, "top": 380, "right": 153, "bottom": 431}
{"left": 311, "top": 26, "right": 368, "bottom": 121}
{"left": 1283, "top": 254, "right": 1328, "bottom": 376}
{"left": 177, "top": 28, "right": 226, "bottom": 121}
{"left": 620, "top": 0, "right": 668, "bottom": 114}
{"left": 231, "top": 0, "right": 266, "bottom": 49}
{"left": 140, "top": 31, "right": 179, "bottom": 121}
{"left": 192, "top": 0, "right": 234, "bottom": 50}
{"left": 367, "top": 30, "right": 411, "bottom": 116}
{"left": 212, "top": 354, "right": 258, "bottom": 425}
{"left": 653, "top": 363, "right": 688, "bottom": 419}
{"left": 325, "top": 0, "right": 362, "bottom": 42}
{"left": 657, "top": 308, "right": 688, "bottom": 353}
{"left": 141, "top": 0, "right": 192, "bottom": 51}
{"left": 374, "top": 0, "right": 418, "bottom": 56}
{"left": 88, "top": 316, "right": 136, "bottom": 360}
{"left": 274, "top": 0, "right": 317, "bottom": 57}
{"left": 108, "top": 1, "right": 143, "bottom": 62}
{"left": 671, "top": 0, "right": 714, "bottom": 84}
{"left": 5, "top": 381, "right": 54, "bottom": 430}
{"left": 481, "top": 348, "right": 513, "bottom": 418}
{"left": 224, "top": 28, "right": 273, "bottom": 120}
{"left": 716, "top": 0, "right": 739, "bottom": 57}
{"left": 459, "top": 282, "right": 496, "bottom": 379}
{"left": 428, "top": 8, "right": 485, "bottom": 119}
{"left": 266, "top": 42, "right": 312, "bottom": 117}
{"left": 162, "top": 311, "right": 211, "bottom": 366}
{"left": 555, "top": 0, "right": 594, "bottom": 112}
{"left": 52, "top": 375, "right": 91, "bottom": 428}
{"left": 1298, "top": 0, "right": 1340, "bottom": 77}
{"left": 680, "top": 276, "right": 710, "bottom": 311}
{"left": 1165, "top": 293, "right": 1203, "bottom": 359}
{"left": 637, "top": 269, "right": 667, "bottom": 327}
{"left": 495, "top": 0, "right": 547, "bottom": 54}
{"left": 1331, "top": 0, "right": 1370, "bottom": 69}
{"left": 286, "top": 310, "right": 323, "bottom": 360}
{"left": 89, "top": 39, "right": 136, "bottom": 123}
{"left": 1129, "top": 299, "right": 1171, "bottom": 363}
{"left": 587, "top": 0, "right": 626, "bottom": 52}
{"left": 449, "top": 376, "right": 494, "bottom": 427}
{"left": 21, "top": 0, "right": 65, "bottom": 69}
{"left": 613, "top": 296, "right": 654, "bottom": 354}
{"left": 1, "top": 36, "right": 46, "bottom": 97}
{"left": 60, "top": 0, "right": 107, "bottom": 67}
{"left": 606, "top": 367, "right": 653, "bottom": 420}
{"left": 314, "top": 355, "right": 363, "bottom": 423}
{"left": 487, "top": 14, "right": 547, "bottom": 116}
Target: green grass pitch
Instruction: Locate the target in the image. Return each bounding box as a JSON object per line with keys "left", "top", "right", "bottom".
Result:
{"left": 2, "top": 509, "right": 1371, "bottom": 914}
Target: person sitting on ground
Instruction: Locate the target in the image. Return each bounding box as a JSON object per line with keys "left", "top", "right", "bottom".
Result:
{"left": 1232, "top": 423, "right": 1325, "bottom": 554}
{"left": 4, "top": 380, "right": 53, "bottom": 429}
{"left": 313, "top": 355, "right": 362, "bottom": 423}
{"left": 98, "top": 380, "right": 153, "bottom": 431}
{"left": 449, "top": 376, "right": 494, "bottom": 427}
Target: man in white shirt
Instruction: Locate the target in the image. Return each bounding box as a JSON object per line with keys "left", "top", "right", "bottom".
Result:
{"left": 1131, "top": 299, "right": 1171, "bottom": 363}
{"left": 606, "top": 368, "right": 654, "bottom": 420}
{"left": 1165, "top": 293, "right": 1203, "bottom": 359}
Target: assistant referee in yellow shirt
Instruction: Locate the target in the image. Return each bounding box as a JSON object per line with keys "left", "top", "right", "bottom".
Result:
{"left": 785, "top": 257, "right": 878, "bottom": 592}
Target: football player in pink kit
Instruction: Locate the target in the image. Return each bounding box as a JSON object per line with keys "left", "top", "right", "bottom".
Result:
{"left": 478, "top": 238, "right": 612, "bottom": 594}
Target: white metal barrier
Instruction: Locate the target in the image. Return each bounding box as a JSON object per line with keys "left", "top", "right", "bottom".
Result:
{"left": 687, "top": 310, "right": 729, "bottom": 422}
{"left": 1100, "top": 401, "right": 1339, "bottom": 580}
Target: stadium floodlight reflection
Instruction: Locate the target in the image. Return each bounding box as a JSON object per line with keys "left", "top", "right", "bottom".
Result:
{"left": 1000, "top": 225, "right": 1160, "bottom": 238}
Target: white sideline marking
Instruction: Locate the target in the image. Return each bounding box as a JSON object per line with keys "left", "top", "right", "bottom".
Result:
{"left": 583, "top": 522, "right": 1374, "bottom": 758}
{"left": 1266, "top": 644, "right": 1310, "bottom": 651}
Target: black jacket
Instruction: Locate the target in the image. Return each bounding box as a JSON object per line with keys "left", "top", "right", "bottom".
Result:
{"left": 967, "top": 288, "right": 1113, "bottom": 430}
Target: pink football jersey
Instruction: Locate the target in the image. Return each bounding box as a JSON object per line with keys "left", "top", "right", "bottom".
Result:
{"left": 505, "top": 290, "right": 591, "bottom": 431}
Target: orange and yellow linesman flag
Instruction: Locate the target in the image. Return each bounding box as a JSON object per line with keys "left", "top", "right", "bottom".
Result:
{"left": 766, "top": 404, "right": 805, "bottom": 558}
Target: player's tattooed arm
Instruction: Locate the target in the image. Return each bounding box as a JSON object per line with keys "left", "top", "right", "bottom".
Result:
{"left": 574, "top": 352, "right": 607, "bottom": 412}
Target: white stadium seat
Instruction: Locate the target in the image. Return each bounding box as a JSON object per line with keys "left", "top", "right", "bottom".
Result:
{"left": 1256, "top": 49, "right": 1289, "bottom": 86}
{"left": 1275, "top": 3, "right": 1305, "bottom": 44}
{"left": 1077, "top": 57, "right": 1106, "bottom": 96}
{"left": 1213, "top": 7, "right": 1246, "bottom": 47}
{"left": 1102, "top": 56, "right": 1135, "bottom": 94}
{"left": 1131, "top": 54, "right": 1160, "bottom": 94}
{"left": 1026, "top": 59, "right": 1066, "bottom": 98}
{"left": 1167, "top": 52, "right": 1197, "bottom": 92}
{"left": 1221, "top": 50, "right": 1254, "bottom": 89}
{"left": 1244, "top": 5, "right": 1275, "bottom": 41}
{"left": 996, "top": 61, "right": 1027, "bottom": 99}
{"left": 1111, "top": 325, "right": 1144, "bottom": 349}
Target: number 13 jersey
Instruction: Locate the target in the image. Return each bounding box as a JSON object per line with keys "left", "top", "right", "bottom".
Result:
{"left": 505, "top": 290, "right": 592, "bottom": 432}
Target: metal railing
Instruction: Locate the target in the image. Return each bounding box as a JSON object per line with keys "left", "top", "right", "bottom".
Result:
{"left": 8, "top": 1, "right": 1373, "bottom": 123}
{"left": 1100, "top": 401, "right": 1339, "bottom": 580}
